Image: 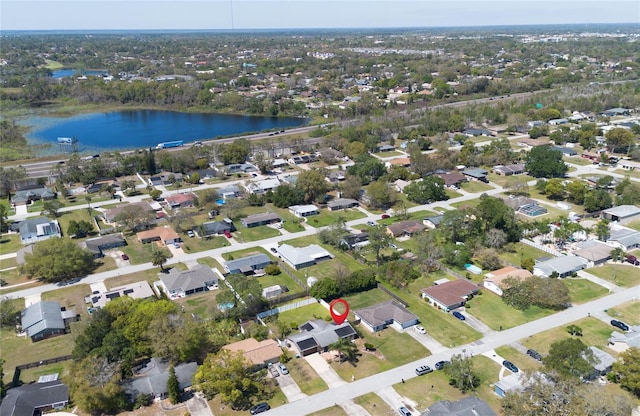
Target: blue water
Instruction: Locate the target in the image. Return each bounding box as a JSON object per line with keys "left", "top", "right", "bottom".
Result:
{"left": 216, "top": 199, "right": 226, "bottom": 205}
{"left": 21, "top": 109, "right": 307, "bottom": 155}
{"left": 51, "top": 69, "right": 106, "bottom": 79}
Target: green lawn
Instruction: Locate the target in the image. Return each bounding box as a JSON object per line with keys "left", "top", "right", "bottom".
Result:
{"left": 222, "top": 247, "right": 270, "bottom": 261}
{"left": 465, "top": 291, "right": 554, "bottom": 331}
{"left": 197, "top": 256, "right": 226, "bottom": 271}
{"left": 173, "top": 290, "right": 221, "bottom": 319}
{"left": 275, "top": 301, "right": 331, "bottom": 326}
{"left": 308, "top": 406, "right": 347, "bottom": 416}
{"left": 564, "top": 278, "right": 609, "bottom": 304}
{"left": 235, "top": 225, "right": 281, "bottom": 242}
{"left": 626, "top": 220, "right": 640, "bottom": 232}
{"left": 460, "top": 181, "right": 494, "bottom": 194}
{"left": 120, "top": 237, "right": 173, "bottom": 265}
{"left": 259, "top": 272, "right": 306, "bottom": 295}
{"left": 0, "top": 234, "right": 23, "bottom": 256}
{"left": 354, "top": 393, "right": 395, "bottom": 416}
{"left": 56, "top": 208, "right": 101, "bottom": 238}
{"left": 586, "top": 264, "right": 640, "bottom": 287}
{"left": 306, "top": 209, "right": 366, "bottom": 228}
{"left": 499, "top": 242, "right": 550, "bottom": 266}
{"left": 182, "top": 235, "right": 229, "bottom": 253}
{"left": 521, "top": 317, "right": 615, "bottom": 357}
{"left": 449, "top": 199, "right": 481, "bottom": 209}
{"left": 287, "top": 358, "right": 328, "bottom": 396}
{"left": 495, "top": 345, "right": 543, "bottom": 375}
{"left": 606, "top": 300, "right": 640, "bottom": 326}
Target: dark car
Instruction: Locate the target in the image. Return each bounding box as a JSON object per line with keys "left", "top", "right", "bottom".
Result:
{"left": 270, "top": 247, "right": 278, "bottom": 253}
{"left": 526, "top": 349, "right": 543, "bottom": 361}
{"left": 415, "top": 365, "right": 433, "bottom": 376}
{"left": 625, "top": 254, "right": 640, "bottom": 266}
{"left": 435, "top": 360, "right": 449, "bottom": 370}
{"left": 121, "top": 254, "right": 129, "bottom": 261}
{"left": 503, "top": 360, "right": 519, "bottom": 373}
{"left": 381, "top": 214, "right": 390, "bottom": 219}
{"left": 611, "top": 320, "right": 629, "bottom": 331}
{"left": 250, "top": 402, "right": 270, "bottom": 415}
{"left": 452, "top": 311, "right": 466, "bottom": 321}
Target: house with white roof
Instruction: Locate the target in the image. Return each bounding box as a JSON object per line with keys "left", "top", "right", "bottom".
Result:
{"left": 244, "top": 178, "right": 281, "bottom": 194}
{"left": 276, "top": 243, "right": 334, "bottom": 269}
{"left": 18, "top": 217, "right": 61, "bottom": 245}
{"left": 607, "top": 228, "right": 640, "bottom": 251}
{"left": 533, "top": 256, "right": 589, "bottom": 278}
{"left": 289, "top": 204, "right": 319, "bottom": 218}
{"left": 601, "top": 205, "right": 640, "bottom": 224}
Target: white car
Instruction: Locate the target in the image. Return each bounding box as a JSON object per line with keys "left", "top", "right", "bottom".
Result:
{"left": 415, "top": 325, "right": 426, "bottom": 334}
{"left": 367, "top": 220, "right": 376, "bottom": 226}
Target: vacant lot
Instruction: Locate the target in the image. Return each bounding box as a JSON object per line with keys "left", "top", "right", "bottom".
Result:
{"left": 354, "top": 392, "right": 395, "bottom": 416}
{"left": 460, "top": 181, "right": 495, "bottom": 194}
{"left": 0, "top": 233, "right": 22, "bottom": 256}
{"left": 606, "top": 300, "right": 640, "bottom": 326}
{"left": 521, "top": 317, "right": 614, "bottom": 356}
{"left": 287, "top": 358, "right": 328, "bottom": 395}
{"left": 586, "top": 264, "right": 640, "bottom": 287}
{"left": 306, "top": 209, "right": 366, "bottom": 228}
{"left": 465, "top": 291, "right": 554, "bottom": 331}
{"left": 564, "top": 278, "right": 609, "bottom": 304}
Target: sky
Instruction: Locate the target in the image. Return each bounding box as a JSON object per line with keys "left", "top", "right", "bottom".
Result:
{"left": 1, "top": 0, "right": 639, "bottom": 31}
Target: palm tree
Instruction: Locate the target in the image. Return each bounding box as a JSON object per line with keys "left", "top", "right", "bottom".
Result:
{"left": 152, "top": 249, "right": 169, "bottom": 272}
{"left": 328, "top": 337, "right": 360, "bottom": 365}
{"left": 610, "top": 247, "right": 626, "bottom": 263}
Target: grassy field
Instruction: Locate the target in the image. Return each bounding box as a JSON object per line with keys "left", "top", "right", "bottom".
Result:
{"left": 564, "top": 277, "right": 609, "bottom": 304}
{"left": 275, "top": 301, "right": 331, "bottom": 326}
{"left": 460, "top": 181, "right": 495, "bottom": 194}
{"left": 354, "top": 393, "right": 395, "bottom": 416}
{"left": 308, "top": 406, "right": 348, "bottom": 416}
{"left": 181, "top": 235, "right": 230, "bottom": 253}
{"left": 287, "top": 358, "right": 328, "bottom": 396}
{"left": 120, "top": 237, "right": 173, "bottom": 265}
{"left": 626, "top": 220, "right": 640, "bottom": 232}
{"left": 606, "top": 300, "right": 640, "bottom": 326}
{"left": 465, "top": 291, "right": 554, "bottom": 331}
{"left": 103, "top": 268, "right": 162, "bottom": 289}
{"left": 197, "top": 256, "right": 226, "bottom": 271}
{"left": 258, "top": 272, "right": 306, "bottom": 295}
{"left": 306, "top": 209, "right": 366, "bottom": 228}
{"left": 173, "top": 289, "right": 221, "bottom": 318}
{"left": 586, "top": 264, "right": 640, "bottom": 287}
{"left": 499, "top": 242, "right": 550, "bottom": 265}
{"left": 222, "top": 247, "right": 270, "bottom": 261}
{"left": 0, "top": 234, "right": 22, "bottom": 256}
{"left": 520, "top": 317, "right": 614, "bottom": 357}
{"left": 235, "top": 225, "right": 281, "bottom": 242}
{"left": 41, "top": 283, "right": 93, "bottom": 319}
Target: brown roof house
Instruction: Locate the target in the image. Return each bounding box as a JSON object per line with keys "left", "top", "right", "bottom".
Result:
{"left": 165, "top": 192, "right": 196, "bottom": 209}
{"left": 386, "top": 220, "right": 426, "bottom": 238}
{"left": 354, "top": 300, "right": 419, "bottom": 333}
{"left": 483, "top": 266, "right": 532, "bottom": 296}
{"left": 224, "top": 338, "right": 282, "bottom": 368}
{"left": 435, "top": 172, "right": 467, "bottom": 187}
{"left": 136, "top": 225, "right": 180, "bottom": 245}
{"left": 421, "top": 279, "right": 480, "bottom": 312}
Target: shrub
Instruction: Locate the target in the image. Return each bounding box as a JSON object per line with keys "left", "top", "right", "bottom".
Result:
{"left": 265, "top": 264, "right": 281, "bottom": 275}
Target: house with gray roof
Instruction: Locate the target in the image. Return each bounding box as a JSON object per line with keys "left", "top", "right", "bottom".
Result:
{"left": 11, "top": 187, "right": 56, "bottom": 207}
{"left": 585, "top": 346, "right": 616, "bottom": 380}
{"left": 219, "top": 184, "right": 241, "bottom": 199}
{"left": 21, "top": 301, "right": 76, "bottom": 342}
{"left": 241, "top": 212, "right": 281, "bottom": 228}
{"left": 276, "top": 243, "right": 334, "bottom": 269}
{"left": 224, "top": 253, "right": 271, "bottom": 275}
{"left": 327, "top": 198, "right": 359, "bottom": 211}
{"left": 19, "top": 217, "right": 61, "bottom": 245}
{"left": 607, "top": 228, "right": 640, "bottom": 250}
{"left": 158, "top": 264, "right": 218, "bottom": 298}
{"left": 245, "top": 178, "right": 281, "bottom": 194}
{"left": 493, "top": 163, "right": 525, "bottom": 176}
{"left": 609, "top": 327, "right": 640, "bottom": 352}
{"left": 462, "top": 167, "right": 488, "bottom": 182}
{"left": 602, "top": 205, "right": 640, "bottom": 224}
{"left": 533, "top": 255, "right": 588, "bottom": 278}
{"left": 573, "top": 240, "right": 612, "bottom": 266}
{"left": 424, "top": 214, "right": 444, "bottom": 229}
{"left": 123, "top": 358, "right": 197, "bottom": 402}
{"left": 79, "top": 234, "right": 126, "bottom": 257}
{"left": 354, "top": 301, "right": 419, "bottom": 333}
{"left": 423, "top": 397, "right": 497, "bottom": 416}
{"left": 223, "top": 163, "right": 257, "bottom": 174}
{"left": 287, "top": 319, "right": 357, "bottom": 357}
{"left": 494, "top": 373, "right": 527, "bottom": 398}
{"left": 198, "top": 220, "right": 234, "bottom": 237}
{"left": 601, "top": 107, "right": 630, "bottom": 117}
{"left": 0, "top": 380, "right": 69, "bottom": 416}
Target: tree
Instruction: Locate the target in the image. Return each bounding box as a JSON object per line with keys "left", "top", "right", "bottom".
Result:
{"left": 68, "top": 355, "right": 128, "bottom": 414}
{"left": 403, "top": 176, "right": 448, "bottom": 204}
{"left": 114, "top": 205, "right": 156, "bottom": 233}
{"left": 67, "top": 219, "right": 95, "bottom": 238}
{"left": 328, "top": 337, "right": 360, "bottom": 366}
{"left": 502, "top": 276, "right": 569, "bottom": 311}
{"left": 41, "top": 199, "right": 63, "bottom": 218}
{"left": 525, "top": 146, "right": 568, "bottom": 178}
{"left": 565, "top": 181, "right": 588, "bottom": 204}
{"left": 475, "top": 194, "right": 521, "bottom": 242}
{"left": 271, "top": 184, "right": 304, "bottom": 208}
{"left": 368, "top": 226, "right": 392, "bottom": 266}
{"left": 167, "top": 365, "right": 180, "bottom": 404}
{"left": 0, "top": 297, "right": 18, "bottom": 327}
{"left": 606, "top": 128, "right": 634, "bottom": 154}
{"left": 151, "top": 249, "right": 169, "bottom": 272}
{"left": 593, "top": 219, "right": 610, "bottom": 241}
{"left": 309, "top": 277, "right": 340, "bottom": 300}
{"left": 543, "top": 338, "right": 596, "bottom": 379}
{"left": 220, "top": 139, "right": 251, "bottom": 165}
{"left": 366, "top": 179, "right": 397, "bottom": 209}
{"left": 193, "top": 349, "right": 270, "bottom": 410}
{"left": 610, "top": 247, "right": 626, "bottom": 263}
{"left": 21, "top": 237, "right": 94, "bottom": 283}
{"left": 0, "top": 204, "right": 8, "bottom": 233}
{"left": 485, "top": 228, "right": 507, "bottom": 249}
{"left": 584, "top": 189, "right": 612, "bottom": 212}
{"left": 613, "top": 347, "right": 640, "bottom": 398}
{"left": 339, "top": 175, "right": 363, "bottom": 200}
{"left": 443, "top": 354, "right": 480, "bottom": 393}
{"left": 296, "top": 169, "right": 330, "bottom": 203}
{"left": 544, "top": 178, "right": 565, "bottom": 200}
{"left": 149, "top": 188, "right": 162, "bottom": 200}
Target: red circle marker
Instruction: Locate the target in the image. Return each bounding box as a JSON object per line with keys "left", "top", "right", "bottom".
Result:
{"left": 329, "top": 298, "right": 350, "bottom": 325}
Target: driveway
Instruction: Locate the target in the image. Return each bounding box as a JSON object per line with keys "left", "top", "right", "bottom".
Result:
{"left": 375, "top": 386, "right": 417, "bottom": 414}
{"left": 277, "top": 373, "right": 308, "bottom": 402}
{"left": 304, "top": 353, "right": 346, "bottom": 388}
{"left": 186, "top": 391, "right": 214, "bottom": 416}
{"left": 457, "top": 309, "right": 494, "bottom": 335}
{"left": 404, "top": 326, "right": 447, "bottom": 354}
{"left": 339, "top": 400, "right": 371, "bottom": 416}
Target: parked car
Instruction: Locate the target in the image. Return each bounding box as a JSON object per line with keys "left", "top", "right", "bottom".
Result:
{"left": 268, "top": 365, "right": 279, "bottom": 377}
{"left": 121, "top": 254, "right": 129, "bottom": 261}
{"left": 415, "top": 365, "right": 433, "bottom": 376}
{"left": 173, "top": 242, "right": 180, "bottom": 249}
{"left": 415, "top": 325, "right": 426, "bottom": 334}
{"left": 224, "top": 230, "right": 232, "bottom": 238}
{"left": 250, "top": 402, "right": 271, "bottom": 415}
{"left": 398, "top": 406, "right": 412, "bottom": 416}
{"left": 186, "top": 230, "right": 195, "bottom": 238}
{"left": 503, "top": 360, "right": 519, "bottom": 373}
{"left": 527, "top": 349, "right": 543, "bottom": 361}
{"left": 625, "top": 254, "right": 640, "bottom": 266}
{"left": 435, "top": 360, "right": 449, "bottom": 370}
{"left": 389, "top": 243, "right": 398, "bottom": 249}
{"left": 278, "top": 363, "right": 289, "bottom": 375}
{"left": 367, "top": 220, "right": 376, "bottom": 226}
{"left": 611, "top": 319, "right": 630, "bottom": 331}
{"left": 381, "top": 214, "right": 390, "bottom": 219}
{"left": 270, "top": 247, "right": 278, "bottom": 253}
{"left": 452, "top": 311, "right": 466, "bottom": 321}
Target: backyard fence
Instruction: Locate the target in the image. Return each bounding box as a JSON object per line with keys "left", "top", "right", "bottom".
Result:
{"left": 521, "top": 238, "right": 562, "bottom": 257}
{"left": 12, "top": 355, "right": 73, "bottom": 388}
{"left": 256, "top": 297, "right": 318, "bottom": 322}
{"left": 377, "top": 283, "right": 409, "bottom": 308}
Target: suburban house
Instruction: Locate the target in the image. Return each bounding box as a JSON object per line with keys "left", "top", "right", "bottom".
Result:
{"left": 386, "top": 157, "right": 411, "bottom": 168}
{"left": 289, "top": 154, "right": 318, "bottom": 164}
{"left": 326, "top": 170, "right": 346, "bottom": 183}
{"left": 327, "top": 198, "right": 359, "bottom": 211}
{"left": 148, "top": 172, "right": 183, "bottom": 186}
{"left": 607, "top": 228, "right": 640, "bottom": 250}
{"left": 86, "top": 281, "right": 156, "bottom": 309}
{"left": 532, "top": 255, "right": 589, "bottom": 278}
{"left": 601, "top": 205, "right": 640, "bottom": 224}
{"left": 287, "top": 319, "right": 357, "bottom": 357}
{"left": 584, "top": 346, "right": 616, "bottom": 380}
{"left": 353, "top": 301, "right": 419, "bottom": 333}
{"left": 223, "top": 338, "right": 282, "bottom": 367}
{"left": 376, "top": 144, "right": 395, "bottom": 152}
{"left": 218, "top": 184, "right": 242, "bottom": 199}
{"left": 136, "top": 225, "right": 180, "bottom": 245}
{"left": 79, "top": 234, "right": 126, "bottom": 257}
{"left": 339, "top": 232, "right": 369, "bottom": 250}
{"left": 492, "top": 163, "right": 525, "bottom": 176}
{"left": 435, "top": 172, "right": 467, "bottom": 188}
{"left": 85, "top": 182, "right": 105, "bottom": 194}
{"left": 276, "top": 244, "right": 334, "bottom": 269}
{"left": 601, "top": 107, "right": 630, "bottom": 117}
{"left": 424, "top": 214, "right": 444, "bottom": 229}
{"left": 289, "top": 204, "right": 319, "bottom": 218}
{"left": 103, "top": 201, "right": 155, "bottom": 224}
{"left": 494, "top": 373, "right": 527, "bottom": 398}
{"left": 517, "top": 137, "right": 551, "bottom": 149}
{"left": 552, "top": 146, "right": 578, "bottom": 156}
{"left": 608, "top": 327, "right": 640, "bottom": 352}
{"left": 18, "top": 217, "right": 61, "bottom": 245}
{"left": 424, "top": 397, "right": 497, "bottom": 416}
{"left": 421, "top": 279, "right": 481, "bottom": 312}
{"left": 0, "top": 379, "right": 69, "bottom": 416}
{"left": 573, "top": 240, "right": 613, "bottom": 266}
{"left": 463, "top": 127, "right": 493, "bottom": 137}
{"left": 618, "top": 159, "right": 640, "bottom": 171}
{"left": 241, "top": 212, "right": 281, "bottom": 228}
{"left": 462, "top": 167, "right": 489, "bottom": 182}
{"left": 158, "top": 264, "right": 218, "bottom": 298}
{"left": 197, "top": 219, "right": 235, "bottom": 237}
{"left": 21, "top": 301, "right": 77, "bottom": 342}
{"left": 386, "top": 220, "right": 426, "bottom": 238}
{"left": 10, "top": 187, "right": 56, "bottom": 207}
{"left": 224, "top": 253, "right": 271, "bottom": 275}
{"left": 548, "top": 118, "right": 569, "bottom": 125}
{"left": 245, "top": 178, "right": 281, "bottom": 194}
{"left": 123, "top": 358, "right": 197, "bottom": 402}
{"left": 223, "top": 163, "right": 257, "bottom": 174}
{"left": 483, "top": 266, "right": 533, "bottom": 296}
{"left": 165, "top": 192, "right": 196, "bottom": 209}
{"left": 272, "top": 158, "right": 289, "bottom": 169}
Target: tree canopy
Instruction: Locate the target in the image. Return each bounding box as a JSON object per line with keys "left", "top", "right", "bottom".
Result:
{"left": 525, "top": 146, "right": 568, "bottom": 178}
{"left": 21, "top": 237, "right": 95, "bottom": 283}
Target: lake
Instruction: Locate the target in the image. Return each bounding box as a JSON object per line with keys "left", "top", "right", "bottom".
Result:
{"left": 51, "top": 69, "right": 106, "bottom": 79}
{"left": 21, "top": 109, "right": 308, "bottom": 156}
